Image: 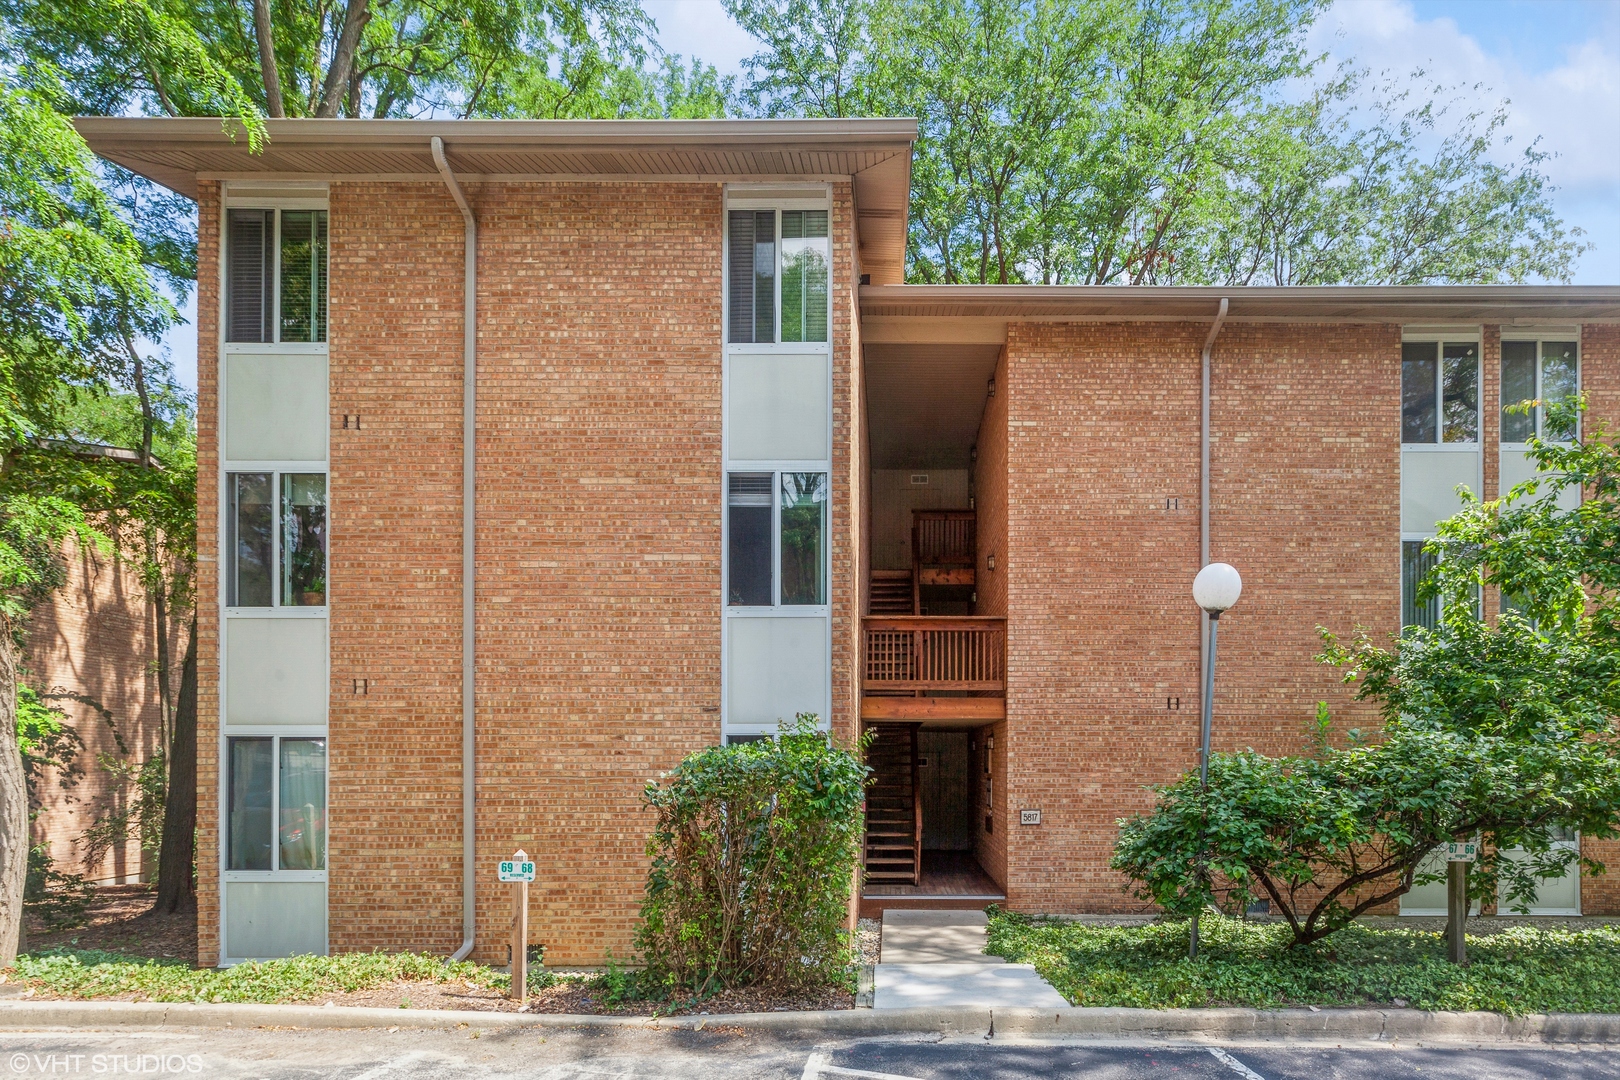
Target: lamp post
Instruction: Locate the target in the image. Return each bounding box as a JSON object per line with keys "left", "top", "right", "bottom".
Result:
{"left": 1189, "top": 562, "right": 1242, "bottom": 960}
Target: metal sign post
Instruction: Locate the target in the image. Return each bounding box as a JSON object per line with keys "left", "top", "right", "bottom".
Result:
{"left": 498, "top": 849, "right": 536, "bottom": 1001}
{"left": 1445, "top": 840, "right": 1475, "bottom": 966}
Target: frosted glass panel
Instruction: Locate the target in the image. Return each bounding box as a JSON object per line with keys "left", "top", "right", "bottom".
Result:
{"left": 225, "top": 881, "right": 326, "bottom": 959}
{"left": 1400, "top": 448, "right": 1479, "bottom": 533}
{"left": 225, "top": 352, "right": 328, "bottom": 462}
{"left": 728, "top": 352, "right": 828, "bottom": 461}
{"left": 727, "top": 616, "right": 828, "bottom": 726}
{"left": 225, "top": 618, "right": 328, "bottom": 725}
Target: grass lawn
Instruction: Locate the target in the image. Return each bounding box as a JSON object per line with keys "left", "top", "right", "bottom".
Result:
{"left": 986, "top": 910, "right": 1620, "bottom": 1016}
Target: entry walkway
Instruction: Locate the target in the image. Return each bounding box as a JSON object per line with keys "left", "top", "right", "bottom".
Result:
{"left": 872, "top": 909, "right": 1069, "bottom": 1010}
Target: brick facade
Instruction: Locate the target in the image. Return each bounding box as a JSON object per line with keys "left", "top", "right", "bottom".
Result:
{"left": 24, "top": 538, "right": 174, "bottom": 885}
{"left": 194, "top": 181, "right": 222, "bottom": 965}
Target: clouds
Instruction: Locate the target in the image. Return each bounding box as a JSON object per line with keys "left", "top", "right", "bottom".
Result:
{"left": 1307, "top": 0, "right": 1619, "bottom": 282}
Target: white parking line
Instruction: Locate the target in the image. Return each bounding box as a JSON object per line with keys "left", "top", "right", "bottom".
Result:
{"left": 1208, "top": 1047, "right": 1269, "bottom": 1080}
{"left": 349, "top": 1052, "right": 431, "bottom": 1080}
{"left": 802, "top": 1051, "right": 928, "bottom": 1080}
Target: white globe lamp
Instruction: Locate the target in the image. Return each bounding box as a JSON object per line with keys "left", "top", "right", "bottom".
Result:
{"left": 1192, "top": 562, "right": 1242, "bottom": 615}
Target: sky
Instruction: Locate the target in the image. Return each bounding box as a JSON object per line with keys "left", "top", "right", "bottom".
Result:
{"left": 161, "top": 0, "right": 1620, "bottom": 391}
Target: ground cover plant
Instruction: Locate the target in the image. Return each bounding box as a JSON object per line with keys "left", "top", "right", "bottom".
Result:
{"left": 10, "top": 947, "right": 550, "bottom": 1003}
{"left": 635, "top": 714, "right": 868, "bottom": 1000}
{"left": 986, "top": 910, "right": 1620, "bottom": 1016}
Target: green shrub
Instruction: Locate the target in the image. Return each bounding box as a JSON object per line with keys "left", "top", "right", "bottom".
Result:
{"left": 986, "top": 910, "right": 1620, "bottom": 1016}
{"left": 636, "top": 714, "right": 868, "bottom": 996}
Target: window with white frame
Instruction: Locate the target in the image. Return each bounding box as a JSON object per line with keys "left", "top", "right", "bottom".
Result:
{"left": 726, "top": 471, "right": 828, "bottom": 607}
{"left": 1402, "top": 341, "right": 1478, "bottom": 444}
{"left": 727, "top": 209, "right": 830, "bottom": 344}
{"left": 227, "top": 208, "right": 329, "bottom": 343}
{"left": 1502, "top": 339, "right": 1579, "bottom": 443}
{"left": 227, "top": 735, "right": 326, "bottom": 871}
{"left": 1401, "top": 540, "right": 1439, "bottom": 631}
{"left": 227, "top": 472, "right": 327, "bottom": 607}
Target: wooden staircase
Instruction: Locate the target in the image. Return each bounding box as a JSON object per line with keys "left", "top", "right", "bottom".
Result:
{"left": 869, "top": 569, "right": 914, "bottom": 614}
{"left": 864, "top": 723, "right": 922, "bottom": 885}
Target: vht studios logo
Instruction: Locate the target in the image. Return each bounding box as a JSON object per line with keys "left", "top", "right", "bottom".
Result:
{"left": 9, "top": 1052, "right": 205, "bottom": 1074}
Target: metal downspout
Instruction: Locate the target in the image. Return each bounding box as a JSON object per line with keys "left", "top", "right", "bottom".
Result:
{"left": 1199, "top": 298, "right": 1229, "bottom": 719}
{"left": 432, "top": 136, "right": 478, "bottom": 963}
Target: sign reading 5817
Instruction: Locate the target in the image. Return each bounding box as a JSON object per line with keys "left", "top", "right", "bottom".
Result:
{"left": 498, "top": 859, "right": 536, "bottom": 882}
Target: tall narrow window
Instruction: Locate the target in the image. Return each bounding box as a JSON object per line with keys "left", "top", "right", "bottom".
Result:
{"left": 728, "top": 474, "right": 773, "bottom": 606}
{"left": 1401, "top": 343, "right": 1437, "bottom": 444}
{"left": 780, "top": 472, "right": 827, "bottom": 604}
{"left": 227, "top": 210, "right": 273, "bottom": 343}
{"left": 1401, "top": 540, "right": 1439, "bottom": 632}
{"left": 281, "top": 474, "right": 327, "bottom": 606}
{"left": 780, "top": 211, "right": 829, "bottom": 343}
{"left": 279, "top": 738, "right": 327, "bottom": 871}
{"left": 227, "top": 737, "right": 274, "bottom": 871}
{"left": 228, "top": 473, "right": 274, "bottom": 607}
{"left": 279, "top": 210, "right": 328, "bottom": 343}
{"left": 228, "top": 471, "right": 327, "bottom": 607}
{"left": 727, "top": 210, "right": 776, "bottom": 344}
{"left": 1501, "top": 340, "right": 1538, "bottom": 442}
{"left": 1541, "top": 342, "right": 1579, "bottom": 440}
{"left": 1441, "top": 343, "right": 1479, "bottom": 442}
{"left": 226, "top": 208, "right": 329, "bottom": 344}
{"left": 1402, "top": 341, "right": 1477, "bottom": 444}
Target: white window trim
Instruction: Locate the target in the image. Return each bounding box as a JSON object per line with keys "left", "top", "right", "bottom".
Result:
{"left": 1401, "top": 337, "right": 1482, "bottom": 448}
{"left": 1499, "top": 332, "right": 1582, "bottom": 448}
{"left": 721, "top": 195, "right": 835, "bottom": 349}
{"left": 221, "top": 728, "right": 329, "bottom": 883}
{"left": 222, "top": 466, "right": 330, "bottom": 613}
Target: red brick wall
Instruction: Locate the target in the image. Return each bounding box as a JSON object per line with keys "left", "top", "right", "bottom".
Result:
{"left": 1580, "top": 323, "right": 1620, "bottom": 915}
{"left": 998, "top": 322, "right": 1397, "bottom": 913}
{"left": 195, "top": 181, "right": 222, "bottom": 965}
{"left": 24, "top": 538, "right": 173, "bottom": 885}
{"left": 831, "top": 183, "right": 859, "bottom": 745}
{"left": 974, "top": 349, "right": 1008, "bottom": 620}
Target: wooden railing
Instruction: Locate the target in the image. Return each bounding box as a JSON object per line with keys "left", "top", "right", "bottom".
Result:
{"left": 862, "top": 616, "right": 1006, "bottom": 693}
{"left": 913, "top": 510, "right": 976, "bottom": 567}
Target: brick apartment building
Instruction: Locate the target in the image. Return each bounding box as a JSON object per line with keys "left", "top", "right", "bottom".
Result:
{"left": 77, "top": 117, "right": 1620, "bottom": 966}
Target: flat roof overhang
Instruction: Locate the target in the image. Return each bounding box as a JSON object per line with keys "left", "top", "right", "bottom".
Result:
{"left": 75, "top": 116, "right": 918, "bottom": 284}
{"left": 862, "top": 284, "right": 1620, "bottom": 343}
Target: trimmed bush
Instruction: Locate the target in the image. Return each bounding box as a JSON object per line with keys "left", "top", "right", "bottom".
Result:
{"left": 636, "top": 715, "right": 867, "bottom": 996}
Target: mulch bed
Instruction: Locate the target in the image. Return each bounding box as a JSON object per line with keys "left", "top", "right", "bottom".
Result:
{"left": 26, "top": 884, "right": 196, "bottom": 964}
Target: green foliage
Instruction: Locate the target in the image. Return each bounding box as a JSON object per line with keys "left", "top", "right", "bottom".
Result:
{"left": 636, "top": 714, "right": 868, "bottom": 997}
{"left": 24, "top": 843, "right": 92, "bottom": 929}
{"left": 80, "top": 750, "right": 168, "bottom": 875}
{"left": 1117, "top": 399, "right": 1620, "bottom": 946}
{"left": 11, "top": 948, "right": 518, "bottom": 1002}
{"left": 986, "top": 910, "right": 1620, "bottom": 1015}
{"left": 1111, "top": 717, "right": 1620, "bottom": 946}
{"left": 725, "top": 0, "right": 1582, "bottom": 284}
{"left": 16, "top": 685, "right": 83, "bottom": 800}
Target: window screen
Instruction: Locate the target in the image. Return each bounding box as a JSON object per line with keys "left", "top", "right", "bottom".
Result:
{"left": 227, "top": 210, "right": 273, "bottom": 343}
{"left": 1401, "top": 540, "right": 1439, "bottom": 632}
{"left": 728, "top": 211, "right": 776, "bottom": 344}
{"left": 728, "top": 473, "right": 773, "bottom": 606}
{"left": 781, "top": 210, "right": 829, "bottom": 343}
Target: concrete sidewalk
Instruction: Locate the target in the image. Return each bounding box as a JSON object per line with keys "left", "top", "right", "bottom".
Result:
{"left": 874, "top": 909, "right": 1069, "bottom": 1010}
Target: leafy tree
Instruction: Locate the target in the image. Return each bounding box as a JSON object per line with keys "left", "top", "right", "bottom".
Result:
{"left": 725, "top": 0, "right": 1584, "bottom": 284}
{"left": 1115, "top": 402, "right": 1620, "bottom": 947}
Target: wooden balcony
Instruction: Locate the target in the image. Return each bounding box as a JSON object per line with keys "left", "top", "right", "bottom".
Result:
{"left": 861, "top": 616, "right": 1006, "bottom": 721}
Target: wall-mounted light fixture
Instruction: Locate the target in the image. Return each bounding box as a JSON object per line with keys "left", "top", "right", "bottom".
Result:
{"left": 987, "top": 377, "right": 996, "bottom": 398}
{"left": 987, "top": 552, "right": 996, "bottom": 571}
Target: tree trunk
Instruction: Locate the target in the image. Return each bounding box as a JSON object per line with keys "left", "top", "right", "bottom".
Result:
{"left": 252, "top": 0, "right": 286, "bottom": 117}
{"left": 0, "top": 638, "right": 29, "bottom": 963}
{"left": 152, "top": 622, "right": 197, "bottom": 914}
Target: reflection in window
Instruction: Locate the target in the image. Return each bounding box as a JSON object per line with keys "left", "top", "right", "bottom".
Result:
{"left": 279, "top": 210, "right": 328, "bottom": 343}
{"left": 727, "top": 473, "right": 773, "bottom": 606}
{"left": 1401, "top": 540, "right": 1439, "bottom": 632}
{"left": 1501, "top": 340, "right": 1579, "bottom": 443}
{"left": 727, "top": 210, "right": 776, "bottom": 344}
{"left": 780, "top": 472, "right": 827, "bottom": 605}
{"left": 228, "top": 474, "right": 274, "bottom": 607}
{"left": 279, "top": 738, "right": 327, "bottom": 871}
{"left": 228, "top": 738, "right": 273, "bottom": 870}
{"left": 281, "top": 474, "right": 327, "bottom": 606}
{"left": 1401, "top": 344, "right": 1437, "bottom": 444}
{"left": 1441, "top": 343, "right": 1478, "bottom": 443}
{"left": 781, "top": 210, "right": 829, "bottom": 343}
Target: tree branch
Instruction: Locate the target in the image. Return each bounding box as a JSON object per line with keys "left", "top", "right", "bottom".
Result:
{"left": 315, "top": 0, "right": 373, "bottom": 118}
{"left": 252, "top": 0, "right": 286, "bottom": 117}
